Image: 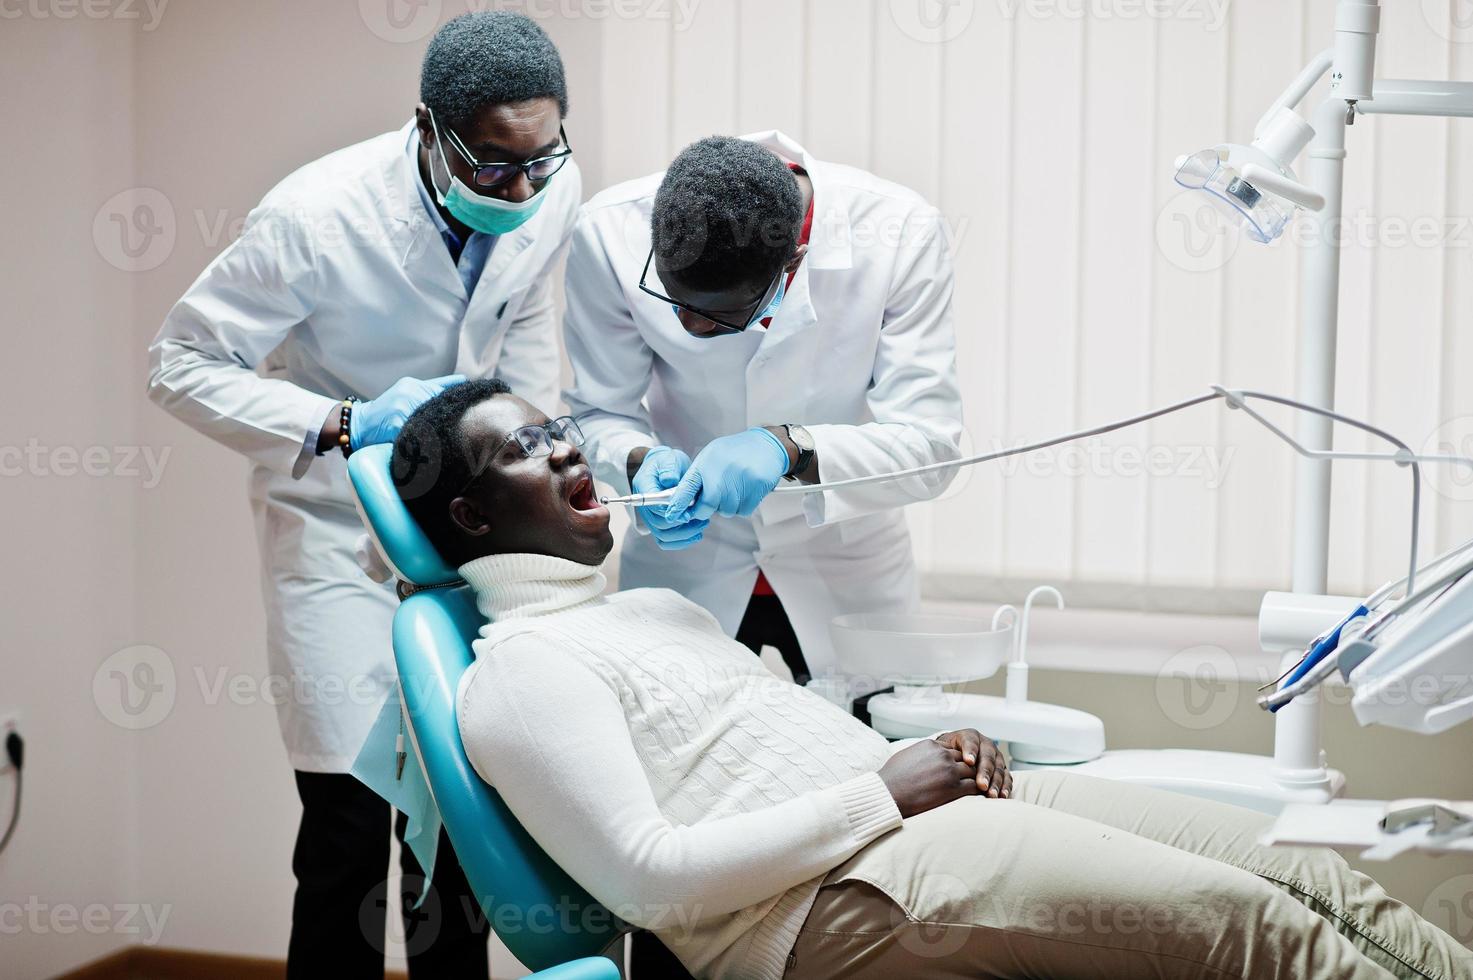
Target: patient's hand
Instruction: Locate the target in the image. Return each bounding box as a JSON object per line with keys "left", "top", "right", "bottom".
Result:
{"left": 877, "top": 738, "right": 980, "bottom": 818}
{"left": 935, "top": 729, "right": 1012, "bottom": 800}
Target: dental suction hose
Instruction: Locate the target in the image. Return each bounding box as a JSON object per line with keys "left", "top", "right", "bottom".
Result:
{"left": 599, "top": 385, "right": 1473, "bottom": 602}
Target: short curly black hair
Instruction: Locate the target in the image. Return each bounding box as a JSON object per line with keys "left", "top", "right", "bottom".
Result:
{"left": 392, "top": 377, "right": 513, "bottom": 562}
{"left": 420, "top": 11, "right": 568, "bottom": 129}
{"left": 652, "top": 136, "right": 804, "bottom": 295}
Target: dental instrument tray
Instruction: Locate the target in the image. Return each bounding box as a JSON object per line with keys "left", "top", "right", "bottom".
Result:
{"left": 1341, "top": 547, "right": 1473, "bottom": 735}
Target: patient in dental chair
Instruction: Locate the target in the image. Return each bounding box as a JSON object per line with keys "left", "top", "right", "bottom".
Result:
{"left": 391, "top": 379, "right": 1470, "bottom": 980}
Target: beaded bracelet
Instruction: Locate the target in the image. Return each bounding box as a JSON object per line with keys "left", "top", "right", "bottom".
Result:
{"left": 338, "top": 397, "right": 356, "bottom": 459}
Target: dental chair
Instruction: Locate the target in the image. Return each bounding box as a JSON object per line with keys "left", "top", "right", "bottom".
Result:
{"left": 347, "top": 443, "right": 621, "bottom": 980}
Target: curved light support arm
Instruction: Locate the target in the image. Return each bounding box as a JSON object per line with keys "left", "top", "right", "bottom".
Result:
{"left": 769, "top": 385, "right": 1473, "bottom": 606}
{"left": 1257, "top": 48, "right": 1335, "bottom": 135}
{"left": 1212, "top": 386, "right": 1423, "bottom": 593}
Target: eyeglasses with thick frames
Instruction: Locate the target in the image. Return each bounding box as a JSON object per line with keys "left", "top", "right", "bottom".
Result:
{"left": 636, "top": 248, "right": 783, "bottom": 335}
{"left": 457, "top": 416, "right": 585, "bottom": 494}
{"left": 437, "top": 115, "right": 573, "bottom": 189}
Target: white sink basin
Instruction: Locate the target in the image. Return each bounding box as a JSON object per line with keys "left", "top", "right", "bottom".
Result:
{"left": 829, "top": 613, "right": 1013, "bottom": 685}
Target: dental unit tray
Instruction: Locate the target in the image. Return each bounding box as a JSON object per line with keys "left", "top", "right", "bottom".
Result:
{"left": 1265, "top": 797, "right": 1473, "bottom": 860}
{"left": 1256, "top": 536, "right": 1473, "bottom": 727}
{"left": 1340, "top": 548, "right": 1473, "bottom": 735}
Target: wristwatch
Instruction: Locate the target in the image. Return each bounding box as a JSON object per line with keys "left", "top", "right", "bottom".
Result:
{"left": 782, "top": 423, "right": 815, "bottom": 479}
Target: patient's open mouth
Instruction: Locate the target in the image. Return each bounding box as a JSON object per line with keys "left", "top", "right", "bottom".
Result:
{"left": 566, "top": 472, "right": 607, "bottom": 516}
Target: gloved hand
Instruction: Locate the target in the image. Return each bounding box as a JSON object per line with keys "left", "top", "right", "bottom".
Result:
{"left": 350, "top": 375, "right": 466, "bottom": 450}
{"left": 665, "top": 427, "right": 791, "bottom": 522}
{"left": 633, "top": 446, "right": 708, "bottom": 550}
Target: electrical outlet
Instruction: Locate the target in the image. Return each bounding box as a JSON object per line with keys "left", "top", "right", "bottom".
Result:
{"left": 0, "top": 715, "right": 17, "bottom": 775}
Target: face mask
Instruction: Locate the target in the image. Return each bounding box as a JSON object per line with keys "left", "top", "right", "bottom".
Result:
{"left": 751, "top": 275, "right": 787, "bottom": 326}
{"left": 430, "top": 120, "right": 548, "bottom": 235}
{"left": 670, "top": 274, "right": 788, "bottom": 332}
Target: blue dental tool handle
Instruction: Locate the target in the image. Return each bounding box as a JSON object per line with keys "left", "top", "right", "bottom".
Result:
{"left": 1270, "top": 604, "right": 1370, "bottom": 712}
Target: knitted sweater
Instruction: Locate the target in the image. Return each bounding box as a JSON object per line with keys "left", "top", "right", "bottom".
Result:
{"left": 456, "top": 553, "right": 904, "bottom": 980}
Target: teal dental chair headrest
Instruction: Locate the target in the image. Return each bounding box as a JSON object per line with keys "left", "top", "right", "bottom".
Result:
{"left": 345, "top": 440, "right": 625, "bottom": 973}
{"left": 348, "top": 443, "right": 460, "bottom": 588}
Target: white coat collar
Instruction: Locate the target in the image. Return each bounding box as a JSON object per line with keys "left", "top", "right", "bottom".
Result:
{"left": 737, "top": 130, "right": 852, "bottom": 272}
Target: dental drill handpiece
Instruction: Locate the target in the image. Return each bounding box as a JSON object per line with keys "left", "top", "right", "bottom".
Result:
{"left": 596, "top": 488, "right": 679, "bottom": 508}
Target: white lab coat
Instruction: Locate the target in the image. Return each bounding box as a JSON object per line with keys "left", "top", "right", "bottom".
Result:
{"left": 148, "top": 122, "right": 581, "bottom": 771}
{"left": 563, "top": 131, "right": 963, "bottom": 678}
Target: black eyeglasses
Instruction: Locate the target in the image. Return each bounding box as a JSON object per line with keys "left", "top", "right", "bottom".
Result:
{"left": 436, "top": 112, "right": 573, "bottom": 189}
{"left": 457, "top": 416, "right": 585, "bottom": 494}
{"left": 637, "top": 248, "right": 783, "bottom": 335}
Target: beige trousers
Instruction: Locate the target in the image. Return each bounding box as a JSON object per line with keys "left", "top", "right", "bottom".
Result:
{"left": 785, "top": 771, "right": 1473, "bottom": 980}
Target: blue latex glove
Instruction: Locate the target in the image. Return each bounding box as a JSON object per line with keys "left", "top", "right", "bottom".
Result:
{"left": 633, "top": 446, "right": 709, "bottom": 550}
{"left": 350, "top": 375, "right": 466, "bottom": 450}
{"left": 665, "top": 427, "right": 791, "bottom": 522}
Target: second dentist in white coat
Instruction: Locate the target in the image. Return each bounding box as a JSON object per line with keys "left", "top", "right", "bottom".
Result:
{"left": 564, "top": 132, "right": 963, "bottom": 684}
{"left": 147, "top": 13, "right": 579, "bottom": 975}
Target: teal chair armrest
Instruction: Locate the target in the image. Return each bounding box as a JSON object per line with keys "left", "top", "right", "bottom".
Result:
{"left": 525, "top": 956, "right": 621, "bottom": 980}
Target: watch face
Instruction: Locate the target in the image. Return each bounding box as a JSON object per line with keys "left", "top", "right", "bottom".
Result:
{"left": 788, "top": 424, "right": 815, "bottom": 451}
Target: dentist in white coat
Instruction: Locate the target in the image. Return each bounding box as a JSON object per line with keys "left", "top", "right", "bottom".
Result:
{"left": 564, "top": 132, "right": 963, "bottom": 688}
{"left": 146, "top": 13, "right": 578, "bottom": 978}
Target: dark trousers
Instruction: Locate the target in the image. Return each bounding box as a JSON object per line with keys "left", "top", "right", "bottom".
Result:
{"left": 735, "top": 591, "right": 812, "bottom": 686}
{"left": 287, "top": 770, "right": 490, "bottom": 979}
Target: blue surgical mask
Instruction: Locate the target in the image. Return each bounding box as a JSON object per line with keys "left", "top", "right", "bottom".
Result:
{"left": 430, "top": 121, "right": 547, "bottom": 235}
{"left": 751, "top": 275, "right": 786, "bottom": 326}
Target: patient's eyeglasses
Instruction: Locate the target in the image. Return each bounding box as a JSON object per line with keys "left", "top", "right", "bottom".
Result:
{"left": 458, "top": 417, "right": 585, "bottom": 494}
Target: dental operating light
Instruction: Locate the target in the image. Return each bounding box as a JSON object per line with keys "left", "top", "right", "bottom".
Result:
{"left": 1173, "top": 107, "right": 1321, "bottom": 244}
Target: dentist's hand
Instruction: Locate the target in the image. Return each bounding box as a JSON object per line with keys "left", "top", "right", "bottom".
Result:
{"left": 633, "top": 446, "right": 708, "bottom": 550}
{"left": 350, "top": 375, "right": 466, "bottom": 450}
{"left": 665, "top": 427, "right": 792, "bottom": 522}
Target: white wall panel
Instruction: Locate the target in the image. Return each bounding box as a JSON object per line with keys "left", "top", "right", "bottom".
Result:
{"left": 735, "top": 0, "right": 808, "bottom": 138}
{"left": 999, "top": 7, "right": 1085, "bottom": 580}
{"left": 930, "top": 0, "right": 1016, "bottom": 581}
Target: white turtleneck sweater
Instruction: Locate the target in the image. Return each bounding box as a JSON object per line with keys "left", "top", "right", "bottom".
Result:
{"left": 455, "top": 553, "right": 904, "bottom": 980}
